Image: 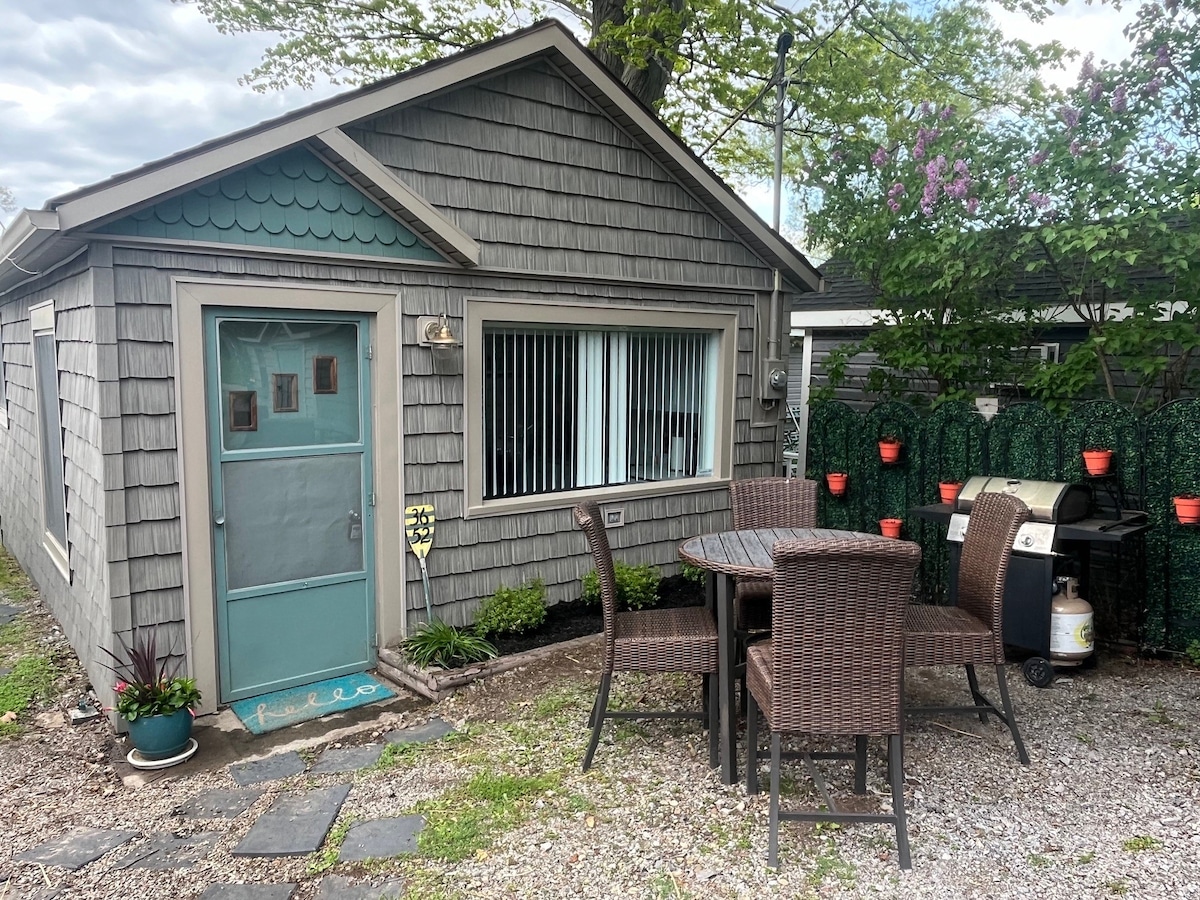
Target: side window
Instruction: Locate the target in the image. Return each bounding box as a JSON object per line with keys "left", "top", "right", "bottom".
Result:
{"left": 30, "top": 301, "right": 69, "bottom": 575}
{"left": 0, "top": 318, "right": 8, "bottom": 427}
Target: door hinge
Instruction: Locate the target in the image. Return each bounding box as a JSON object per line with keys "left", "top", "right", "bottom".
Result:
{"left": 366, "top": 345, "right": 374, "bottom": 360}
{"left": 368, "top": 492, "right": 376, "bottom": 507}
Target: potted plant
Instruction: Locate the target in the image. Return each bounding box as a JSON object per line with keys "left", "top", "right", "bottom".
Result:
{"left": 1173, "top": 494, "right": 1200, "bottom": 525}
{"left": 938, "top": 480, "right": 963, "bottom": 504}
{"left": 1082, "top": 447, "right": 1113, "bottom": 476}
{"left": 825, "top": 472, "right": 848, "bottom": 497}
{"left": 878, "top": 436, "right": 902, "bottom": 464}
{"left": 102, "top": 633, "right": 201, "bottom": 762}
{"left": 879, "top": 517, "right": 903, "bottom": 538}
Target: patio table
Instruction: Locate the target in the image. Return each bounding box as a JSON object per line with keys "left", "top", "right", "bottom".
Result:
{"left": 678, "top": 526, "right": 887, "bottom": 785}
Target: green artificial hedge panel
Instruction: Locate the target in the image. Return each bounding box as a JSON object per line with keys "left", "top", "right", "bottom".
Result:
{"left": 863, "top": 401, "right": 923, "bottom": 540}
{"left": 985, "top": 403, "right": 1062, "bottom": 481}
{"left": 1061, "top": 400, "right": 1142, "bottom": 498}
{"left": 806, "top": 401, "right": 866, "bottom": 532}
{"left": 1142, "top": 399, "right": 1200, "bottom": 649}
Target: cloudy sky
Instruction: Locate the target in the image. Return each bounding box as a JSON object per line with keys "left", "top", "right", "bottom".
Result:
{"left": 1, "top": 0, "right": 1137, "bottom": 229}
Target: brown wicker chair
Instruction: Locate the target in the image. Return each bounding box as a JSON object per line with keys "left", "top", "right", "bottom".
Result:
{"left": 745, "top": 536, "right": 922, "bottom": 869}
{"left": 729, "top": 477, "right": 818, "bottom": 632}
{"left": 573, "top": 501, "right": 719, "bottom": 772}
{"left": 904, "top": 491, "right": 1032, "bottom": 764}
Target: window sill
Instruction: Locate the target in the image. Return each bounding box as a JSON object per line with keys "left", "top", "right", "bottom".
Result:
{"left": 43, "top": 534, "right": 70, "bottom": 583}
{"left": 465, "top": 475, "right": 729, "bottom": 519}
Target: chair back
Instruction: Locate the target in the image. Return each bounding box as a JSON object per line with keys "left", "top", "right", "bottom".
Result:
{"left": 770, "top": 537, "right": 921, "bottom": 736}
{"left": 730, "top": 477, "right": 818, "bottom": 530}
{"left": 573, "top": 501, "right": 619, "bottom": 663}
{"left": 957, "top": 492, "right": 1030, "bottom": 653}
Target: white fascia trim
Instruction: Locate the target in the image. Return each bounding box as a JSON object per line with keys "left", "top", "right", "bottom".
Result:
{"left": 313, "top": 127, "right": 480, "bottom": 266}
{"left": 791, "top": 301, "right": 1185, "bottom": 331}
{"left": 49, "top": 33, "right": 557, "bottom": 232}
{"left": 0, "top": 208, "right": 60, "bottom": 272}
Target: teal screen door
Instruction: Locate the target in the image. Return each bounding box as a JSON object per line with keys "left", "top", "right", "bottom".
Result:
{"left": 204, "top": 311, "right": 376, "bottom": 702}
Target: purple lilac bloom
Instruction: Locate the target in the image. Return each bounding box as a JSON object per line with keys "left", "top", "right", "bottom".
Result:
{"left": 1029, "top": 149, "right": 1048, "bottom": 166}
{"left": 1007, "top": 174, "right": 1020, "bottom": 192}
{"left": 953, "top": 159, "right": 969, "bottom": 176}
{"left": 940, "top": 105, "right": 955, "bottom": 121}
{"left": 966, "top": 197, "right": 980, "bottom": 215}
{"left": 1111, "top": 85, "right": 1128, "bottom": 112}
{"left": 1080, "top": 53, "right": 1095, "bottom": 81}
{"left": 1028, "top": 192, "right": 1052, "bottom": 210}
{"left": 871, "top": 146, "right": 889, "bottom": 166}
{"left": 1144, "top": 76, "right": 1163, "bottom": 97}
{"left": 920, "top": 202, "right": 935, "bottom": 217}
{"left": 887, "top": 199, "right": 901, "bottom": 212}
{"left": 944, "top": 177, "right": 971, "bottom": 200}
{"left": 1154, "top": 45, "right": 1171, "bottom": 68}
{"left": 1069, "top": 140, "right": 1083, "bottom": 157}
{"left": 1089, "top": 81, "right": 1104, "bottom": 103}
{"left": 1156, "top": 135, "right": 1176, "bottom": 156}
{"left": 888, "top": 182, "right": 907, "bottom": 198}
{"left": 920, "top": 100, "right": 932, "bottom": 117}
{"left": 1058, "top": 105, "right": 1081, "bottom": 129}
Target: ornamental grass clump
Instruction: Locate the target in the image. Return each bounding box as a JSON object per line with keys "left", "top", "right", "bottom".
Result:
{"left": 474, "top": 579, "right": 547, "bottom": 637}
{"left": 402, "top": 620, "right": 497, "bottom": 670}
{"left": 100, "top": 632, "right": 201, "bottom": 722}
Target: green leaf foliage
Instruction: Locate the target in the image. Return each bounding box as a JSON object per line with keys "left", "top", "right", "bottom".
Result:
{"left": 402, "top": 620, "right": 498, "bottom": 670}
{"left": 581, "top": 561, "right": 661, "bottom": 610}
{"left": 474, "top": 579, "right": 548, "bottom": 637}
{"left": 100, "top": 630, "right": 201, "bottom": 721}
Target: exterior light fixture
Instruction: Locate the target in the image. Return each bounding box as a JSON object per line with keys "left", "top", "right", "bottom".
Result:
{"left": 419, "top": 313, "right": 458, "bottom": 347}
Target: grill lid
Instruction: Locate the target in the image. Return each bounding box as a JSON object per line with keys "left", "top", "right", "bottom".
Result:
{"left": 955, "top": 476, "right": 1091, "bottom": 523}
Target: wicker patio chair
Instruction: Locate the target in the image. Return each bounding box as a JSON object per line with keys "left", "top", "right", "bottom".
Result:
{"left": 745, "top": 536, "right": 922, "bottom": 869}
{"left": 729, "top": 477, "right": 818, "bottom": 632}
{"left": 573, "top": 501, "right": 719, "bottom": 772}
{"left": 904, "top": 491, "right": 1032, "bottom": 764}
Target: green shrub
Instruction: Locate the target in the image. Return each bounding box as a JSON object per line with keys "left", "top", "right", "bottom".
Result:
{"left": 679, "top": 561, "right": 707, "bottom": 585}
{"left": 402, "top": 620, "right": 497, "bottom": 669}
{"left": 1185, "top": 639, "right": 1200, "bottom": 668}
{"left": 474, "top": 579, "right": 547, "bottom": 637}
{"left": 581, "top": 562, "right": 661, "bottom": 610}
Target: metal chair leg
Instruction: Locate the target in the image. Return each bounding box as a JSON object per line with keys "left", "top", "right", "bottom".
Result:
{"left": 746, "top": 688, "right": 760, "bottom": 795}
{"left": 994, "top": 665, "right": 1030, "bottom": 765}
{"left": 854, "top": 735, "right": 868, "bottom": 794}
{"left": 582, "top": 673, "right": 612, "bottom": 772}
{"left": 889, "top": 733, "right": 912, "bottom": 870}
{"left": 768, "top": 733, "right": 782, "bottom": 867}
{"left": 965, "top": 665, "right": 989, "bottom": 724}
{"left": 707, "top": 672, "right": 719, "bottom": 769}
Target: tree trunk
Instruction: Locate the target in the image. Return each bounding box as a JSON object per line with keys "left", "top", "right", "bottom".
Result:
{"left": 589, "top": 0, "right": 685, "bottom": 109}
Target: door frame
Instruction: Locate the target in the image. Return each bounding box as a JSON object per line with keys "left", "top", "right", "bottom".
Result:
{"left": 173, "top": 278, "right": 403, "bottom": 714}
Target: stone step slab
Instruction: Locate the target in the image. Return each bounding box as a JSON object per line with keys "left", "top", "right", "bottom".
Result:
{"left": 14, "top": 827, "right": 139, "bottom": 870}
{"left": 338, "top": 815, "right": 425, "bottom": 861}
{"left": 174, "top": 787, "right": 265, "bottom": 819}
{"left": 198, "top": 886, "right": 297, "bottom": 900}
{"left": 314, "top": 875, "right": 408, "bottom": 899}
{"left": 115, "top": 831, "right": 221, "bottom": 870}
{"left": 384, "top": 716, "right": 453, "bottom": 745}
{"left": 309, "top": 743, "right": 385, "bottom": 774}
{"left": 232, "top": 783, "right": 352, "bottom": 857}
{"left": 229, "top": 751, "right": 306, "bottom": 786}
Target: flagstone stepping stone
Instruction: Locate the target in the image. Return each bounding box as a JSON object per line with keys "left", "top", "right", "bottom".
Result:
{"left": 198, "top": 886, "right": 296, "bottom": 900}
{"left": 338, "top": 815, "right": 425, "bottom": 861}
{"left": 14, "top": 828, "right": 139, "bottom": 870}
{"left": 232, "top": 783, "right": 351, "bottom": 857}
{"left": 0, "top": 603, "right": 21, "bottom": 625}
{"left": 229, "top": 750, "right": 306, "bottom": 786}
{"left": 115, "top": 831, "right": 221, "bottom": 870}
{"left": 384, "top": 716, "right": 453, "bottom": 745}
{"left": 314, "top": 875, "right": 407, "bottom": 899}
{"left": 310, "top": 743, "right": 385, "bottom": 775}
{"left": 174, "top": 787, "right": 264, "bottom": 819}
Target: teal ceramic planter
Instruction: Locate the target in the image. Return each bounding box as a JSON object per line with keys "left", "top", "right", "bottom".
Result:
{"left": 126, "top": 709, "right": 193, "bottom": 760}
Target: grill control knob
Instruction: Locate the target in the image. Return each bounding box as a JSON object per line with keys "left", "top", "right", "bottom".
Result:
{"left": 1021, "top": 535, "right": 1035, "bottom": 547}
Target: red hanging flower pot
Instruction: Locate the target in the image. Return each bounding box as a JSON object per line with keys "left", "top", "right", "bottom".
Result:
{"left": 880, "top": 517, "right": 903, "bottom": 539}
{"left": 938, "top": 481, "right": 963, "bottom": 504}
{"left": 878, "top": 437, "right": 902, "bottom": 464}
{"left": 825, "top": 472, "right": 848, "bottom": 497}
{"left": 1082, "top": 449, "right": 1113, "bottom": 476}
{"left": 1173, "top": 495, "right": 1200, "bottom": 525}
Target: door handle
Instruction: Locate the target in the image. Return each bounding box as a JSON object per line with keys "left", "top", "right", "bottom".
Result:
{"left": 214, "top": 514, "right": 225, "bottom": 527}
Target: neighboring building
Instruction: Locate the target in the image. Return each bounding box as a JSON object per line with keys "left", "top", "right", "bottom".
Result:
{"left": 0, "top": 21, "right": 820, "bottom": 712}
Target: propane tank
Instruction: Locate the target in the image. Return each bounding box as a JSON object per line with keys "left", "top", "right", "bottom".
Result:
{"left": 1050, "top": 576, "right": 1094, "bottom": 663}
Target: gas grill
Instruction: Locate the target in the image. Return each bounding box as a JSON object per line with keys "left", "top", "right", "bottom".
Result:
{"left": 912, "top": 477, "right": 1150, "bottom": 685}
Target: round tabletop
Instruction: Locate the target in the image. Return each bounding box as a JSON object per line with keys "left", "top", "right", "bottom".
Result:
{"left": 678, "top": 527, "right": 886, "bottom": 577}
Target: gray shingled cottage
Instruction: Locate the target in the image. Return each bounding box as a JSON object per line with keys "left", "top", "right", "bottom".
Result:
{"left": 0, "top": 20, "right": 821, "bottom": 714}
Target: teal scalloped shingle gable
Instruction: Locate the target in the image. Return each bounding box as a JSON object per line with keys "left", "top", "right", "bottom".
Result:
{"left": 97, "top": 146, "right": 443, "bottom": 261}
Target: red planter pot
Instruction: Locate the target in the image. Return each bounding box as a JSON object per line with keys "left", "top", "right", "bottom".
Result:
{"left": 825, "top": 472, "right": 848, "bottom": 497}
{"left": 879, "top": 440, "right": 902, "bottom": 464}
{"left": 938, "top": 481, "right": 963, "bottom": 504}
{"left": 1082, "top": 449, "right": 1113, "bottom": 476}
{"left": 880, "top": 518, "right": 903, "bottom": 539}
{"left": 1173, "top": 496, "right": 1200, "bottom": 525}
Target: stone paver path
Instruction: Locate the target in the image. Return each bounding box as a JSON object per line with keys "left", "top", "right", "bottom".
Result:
{"left": 11, "top": 715, "right": 459, "bottom": 893}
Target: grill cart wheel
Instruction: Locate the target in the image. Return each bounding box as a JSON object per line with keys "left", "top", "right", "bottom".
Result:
{"left": 1022, "top": 656, "right": 1055, "bottom": 688}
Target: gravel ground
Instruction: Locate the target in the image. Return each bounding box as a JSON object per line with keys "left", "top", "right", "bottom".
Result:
{"left": 2, "top": 588, "right": 1199, "bottom": 900}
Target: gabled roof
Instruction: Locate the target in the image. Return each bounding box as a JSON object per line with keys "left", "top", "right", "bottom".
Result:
{"left": 1, "top": 19, "right": 821, "bottom": 293}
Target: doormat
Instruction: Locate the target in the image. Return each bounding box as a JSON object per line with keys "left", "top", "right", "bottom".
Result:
{"left": 230, "top": 673, "right": 396, "bottom": 735}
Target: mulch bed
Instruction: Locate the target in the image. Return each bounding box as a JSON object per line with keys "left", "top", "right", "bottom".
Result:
{"left": 488, "top": 574, "right": 706, "bottom": 657}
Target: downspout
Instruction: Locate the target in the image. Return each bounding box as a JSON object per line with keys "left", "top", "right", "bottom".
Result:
{"left": 767, "top": 32, "right": 793, "bottom": 371}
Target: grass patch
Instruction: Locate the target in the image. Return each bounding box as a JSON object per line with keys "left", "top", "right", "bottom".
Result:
{"left": 1145, "top": 701, "right": 1174, "bottom": 727}
{"left": 1076, "top": 850, "right": 1096, "bottom": 865}
{"left": 648, "top": 872, "right": 693, "bottom": 899}
{"left": 416, "top": 770, "right": 560, "bottom": 861}
{"left": 1122, "top": 835, "right": 1162, "bottom": 852}
{"left": 0, "top": 654, "right": 57, "bottom": 736}
{"left": 307, "top": 816, "right": 355, "bottom": 874}
{"left": 0, "top": 550, "right": 33, "bottom": 603}
{"left": 808, "top": 841, "right": 856, "bottom": 887}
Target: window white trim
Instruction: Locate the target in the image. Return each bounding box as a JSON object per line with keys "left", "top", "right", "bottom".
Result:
{"left": 30, "top": 300, "right": 69, "bottom": 579}
{"left": 463, "top": 297, "right": 738, "bottom": 518}
{"left": 0, "top": 315, "right": 9, "bottom": 429}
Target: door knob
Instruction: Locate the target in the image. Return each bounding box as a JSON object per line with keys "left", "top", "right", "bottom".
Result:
{"left": 214, "top": 514, "right": 225, "bottom": 526}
